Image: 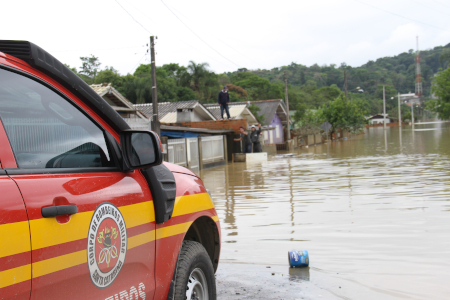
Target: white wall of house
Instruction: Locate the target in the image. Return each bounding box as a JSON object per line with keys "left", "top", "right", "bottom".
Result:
{"left": 369, "top": 118, "right": 391, "bottom": 125}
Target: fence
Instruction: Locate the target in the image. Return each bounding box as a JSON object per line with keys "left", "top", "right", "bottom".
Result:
{"left": 167, "top": 138, "right": 187, "bottom": 167}
{"left": 186, "top": 138, "right": 199, "bottom": 170}
{"left": 166, "top": 135, "right": 225, "bottom": 170}
{"left": 201, "top": 136, "right": 224, "bottom": 164}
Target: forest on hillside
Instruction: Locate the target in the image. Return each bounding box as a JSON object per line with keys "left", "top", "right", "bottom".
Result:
{"left": 69, "top": 42, "right": 450, "bottom": 123}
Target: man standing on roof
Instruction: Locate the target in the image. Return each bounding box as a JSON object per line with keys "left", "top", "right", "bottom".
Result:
{"left": 218, "top": 86, "right": 231, "bottom": 120}
{"left": 250, "top": 123, "right": 262, "bottom": 152}
{"left": 234, "top": 126, "right": 252, "bottom": 153}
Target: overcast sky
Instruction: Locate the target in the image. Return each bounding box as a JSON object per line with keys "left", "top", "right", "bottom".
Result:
{"left": 2, "top": 0, "right": 450, "bottom": 76}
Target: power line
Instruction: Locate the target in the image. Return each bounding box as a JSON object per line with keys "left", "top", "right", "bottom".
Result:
{"left": 51, "top": 45, "right": 145, "bottom": 53}
{"left": 129, "top": 53, "right": 148, "bottom": 74}
{"left": 428, "top": 0, "right": 450, "bottom": 9}
{"left": 160, "top": 0, "right": 240, "bottom": 68}
{"left": 409, "top": 0, "right": 450, "bottom": 17}
{"left": 114, "top": 0, "right": 153, "bottom": 35}
{"left": 353, "top": 0, "right": 450, "bottom": 32}
{"left": 114, "top": 0, "right": 230, "bottom": 69}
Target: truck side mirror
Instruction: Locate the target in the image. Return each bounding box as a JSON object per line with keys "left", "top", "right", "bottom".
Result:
{"left": 120, "top": 130, "right": 163, "bottom": 171}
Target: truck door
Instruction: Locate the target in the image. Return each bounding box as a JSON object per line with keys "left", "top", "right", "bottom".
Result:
{"left": 0, "top": 67, "right": 156, "bottom": 300}
{"left": 0, "top": 128, "right": 31, "bottom": 300}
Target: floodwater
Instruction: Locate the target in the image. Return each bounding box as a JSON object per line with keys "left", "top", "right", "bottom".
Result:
{"left": 200, "top": 122, "right": 450, "bottom": 299}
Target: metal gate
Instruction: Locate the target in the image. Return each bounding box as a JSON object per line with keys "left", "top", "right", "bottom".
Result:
{"left": 167, "top": 138, "right": 187, "bottom": 166}
{"left": 186, "top": 138, "right": 199, "bottom": 170}
{"left": 201, "top": 136, "right": 224, "bottom": 163}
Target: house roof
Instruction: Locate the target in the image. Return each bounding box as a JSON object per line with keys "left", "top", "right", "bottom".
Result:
{"left": 367, "top": 114, "right": 397, "bottom": 120}
{"left": 203, "top": 103, "right": 258, "bottom": 124}
{"left": 90, "top": 83, "right": 147, "bottom": 120}
{"left": 161, "top": 124, "right": 233, "bottom": 134}
{"left": 247, "top": 99, "right": 289, "bottom": 125}
{"left": 134, "top": 100, "right": 215, "bottom": 122}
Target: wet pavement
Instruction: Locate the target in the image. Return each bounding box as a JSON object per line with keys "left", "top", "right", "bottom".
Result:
{"left": 201, "top": 122, "right": 450, "bottom": 299}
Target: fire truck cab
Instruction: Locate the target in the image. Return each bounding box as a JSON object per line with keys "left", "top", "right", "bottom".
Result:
{"left": 0, "top": 41, "right": 220, "bottom": 300}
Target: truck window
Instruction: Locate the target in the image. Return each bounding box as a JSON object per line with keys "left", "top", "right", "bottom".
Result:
{"left": 0, "top": 68, "right": 114, "bottom": 169}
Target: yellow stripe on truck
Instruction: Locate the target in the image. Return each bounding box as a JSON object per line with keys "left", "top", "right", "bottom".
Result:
{"left": 172, "top": 193, "right": 214, "bottom": 217}
{"left": 33, "top": 249, "right": 87, "bottom": 278}
{"left": 0, "top": 264, "right": 31, "bottom": 289}
{"left": 29, "top": 201, "right": 155, "bottom": 250}
{"left": 0, "top": 221, "right": 30, "bottom": 259}
{"left": 156, "top": 222, "right": 193, "bottom": 240}
{"left": 30, "top": 221, "right": 191, "bottom": 280}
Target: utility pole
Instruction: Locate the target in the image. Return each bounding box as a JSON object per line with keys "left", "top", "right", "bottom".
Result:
{"left": 398, "top": 92, "right": 401, "bottom": 127}
{"left": 411, "top": 103, "right": 415, "bottom": 130}
{"left": 344, "top": 70, "right": 348, "bottom": 98}
{"left": 284, "top": 72, "right": 291, "bottom": 141}
{"left": 383, "top": 86, "right": 386, "bottom": 130}
{"left": 150, "top": 36, "right": 160, "bottom": 136}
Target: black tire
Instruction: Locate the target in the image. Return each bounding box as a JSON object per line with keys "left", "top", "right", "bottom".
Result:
{"left": 173, "top": 241, "right": 216, "bottom": 300}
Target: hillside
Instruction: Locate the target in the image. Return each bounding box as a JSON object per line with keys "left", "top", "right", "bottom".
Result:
{"left": 247, "top": 43, "right": 450, "bottom": 96}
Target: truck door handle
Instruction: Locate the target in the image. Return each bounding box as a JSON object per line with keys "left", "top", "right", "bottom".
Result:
{"left": 41, "top": 205, "right": 78, "bottom": 218}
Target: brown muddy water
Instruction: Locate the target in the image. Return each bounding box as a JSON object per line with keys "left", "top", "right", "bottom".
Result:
{"left": 200, "top": 123, "right": 450, "bottom": 299}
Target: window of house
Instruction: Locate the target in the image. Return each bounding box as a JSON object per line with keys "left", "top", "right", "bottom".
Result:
{"left": 0, "top": 68, "right": 114, "bottom": 169}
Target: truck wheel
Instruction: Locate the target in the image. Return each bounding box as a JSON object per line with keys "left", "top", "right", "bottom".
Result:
{"left": 174, "top": 241, "right": 216, "bottom": 300}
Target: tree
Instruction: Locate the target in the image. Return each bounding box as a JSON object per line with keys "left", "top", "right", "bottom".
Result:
{"left": 292, "top": 102, "right": 307, "bottom": 124}
{"left": 428, "top": 68, "right": 450, "bottom": 119}
{"left": 248, "top": 103, "right": 265, "bottom": 124}
{"left": 439, "top": 48, "right": 450, "bottom": 69}
{"left": 94, "top": 67, "right": 123, "bottom": 87}
{"left": 79, "top": 55, "right": 101, "bottom": 83}
{"left": 321, "top": 95, "right": 366, "bottom": 133}
{"left": 186, "top": 61, "right": 210, "bottom": 92}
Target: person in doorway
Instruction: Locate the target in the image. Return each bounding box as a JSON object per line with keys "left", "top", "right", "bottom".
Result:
{"left": 218, "top": 86, "right": 231, "bottom": 120}
{"left": 234, "top": 126, "right": 252, "bottom": 153}
{"left": 250, "top": 123, "right": 262, "bottom": 152}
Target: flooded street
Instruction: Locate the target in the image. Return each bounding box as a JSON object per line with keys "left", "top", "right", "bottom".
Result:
{"left": 201, "top": 123, "right": 450, "bottom": 299}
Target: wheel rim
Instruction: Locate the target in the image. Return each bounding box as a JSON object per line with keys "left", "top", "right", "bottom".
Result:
{"left": 186, "top": 268, "right": 209, "bottom": 300}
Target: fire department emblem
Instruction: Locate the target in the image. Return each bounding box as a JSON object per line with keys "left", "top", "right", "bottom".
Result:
{"left": 87, "top": 203, "right": 127, "bottom": 288}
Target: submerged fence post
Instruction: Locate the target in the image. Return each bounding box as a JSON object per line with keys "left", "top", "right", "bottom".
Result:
{"left": 198, "top": 136, "right": 203, "bottom": 171}
{"left": 223, "top": 135, "right": 228, "bottom": 163}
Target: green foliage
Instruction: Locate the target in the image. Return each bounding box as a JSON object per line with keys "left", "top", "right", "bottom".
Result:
{"left": 296, "top": 109, "right": 325, "bottom": 132}
{"left": 79, "top": 55, "right": 101, "bottom": 83}
{"left": 439, "top": 48, "right": 450, "bottom": 69}
{"left": 231, "top": 72, "right": 283, "bottom": 100}
{"left": 94, "top": 67, "right": 123, "bottom": 87}
{"left": 293, "top": 102, "right": 307, "bottom": 124}
{"left": 248, "top": 103, "right": 265, "bottom": 124}
{"left": 428, "top": 67, "right": 450, "bottom": 119}
{"left": 321, "top": 95, "right": 366, "bottom": 133}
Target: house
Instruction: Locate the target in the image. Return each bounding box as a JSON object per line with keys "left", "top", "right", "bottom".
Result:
{"left": 203, "top": 102, "right": 258, "bottom": 125}
{"left": 90, "top": 83, "right": 149, "bottom": 129}
{"left": 249, "top": 99, "right": 290, "bottom": 145}
{"left": 367, "top": 114, "right": 397, "bottom": 125}
{"left": 399, "top": 92, "right": 420, "bottom": 105}
{"left": 134, "top": 100, "right": 216, "bottom": 123}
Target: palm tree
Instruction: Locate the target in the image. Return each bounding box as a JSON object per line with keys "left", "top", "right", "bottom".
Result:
{"left": 186, "top": 61, "right": 210, "bottom": 92}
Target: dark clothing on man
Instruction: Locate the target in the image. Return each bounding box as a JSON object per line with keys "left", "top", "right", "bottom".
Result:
{"left": 218, "top": 90, "right": 230, "bottom": 119}
{"left": 250, "top": 128, "right": 262, "bottom": 153}
{"left": 241, "top": 133, "right": 252, "bottom": 153}
{"left": 218, "top": 91, "right": 230, "bottom": 105}
{"left": 244, "top": 143, "right": 252, "bottom": 153}
{"left": 220, "top": 103, "right": 230, "bottom": 119}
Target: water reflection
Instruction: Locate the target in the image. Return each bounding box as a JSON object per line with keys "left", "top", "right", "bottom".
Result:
{"left": 201, "top": 122, "right": 450, "bottom": 298}
{"left": 289, "top": 267, "right": 310, "bottom": 282}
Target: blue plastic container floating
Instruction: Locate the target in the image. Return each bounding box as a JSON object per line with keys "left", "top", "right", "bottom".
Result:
{"left": 288, "top": 250, "right": 309, "bottom": 268}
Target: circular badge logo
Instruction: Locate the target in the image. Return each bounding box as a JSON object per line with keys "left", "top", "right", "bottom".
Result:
{"left": 87, "top": 203, "right": 127, "bottom": 288}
